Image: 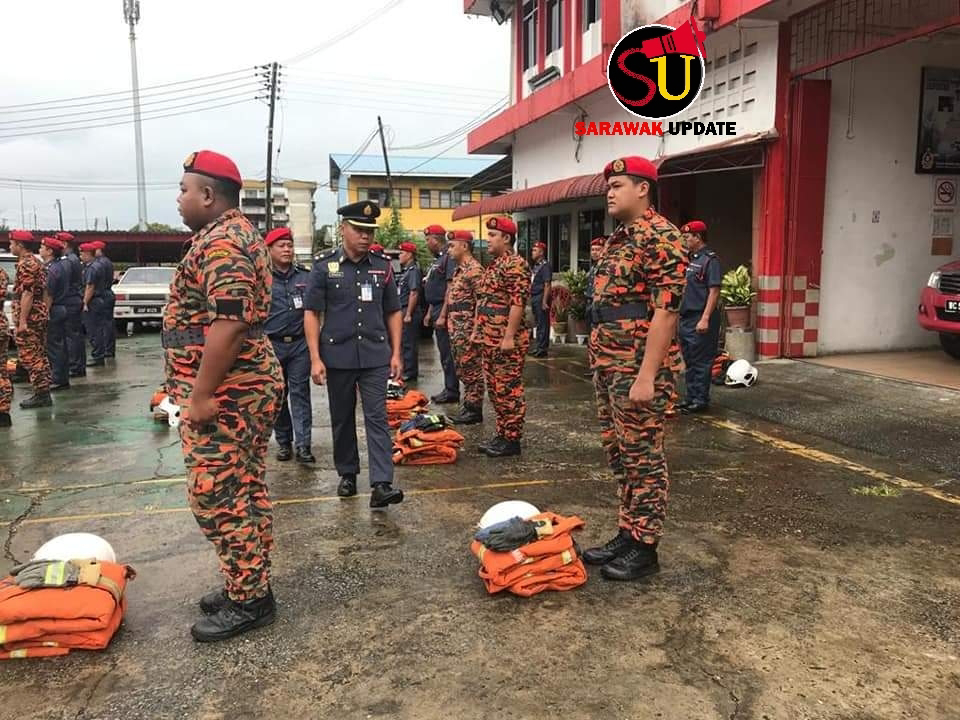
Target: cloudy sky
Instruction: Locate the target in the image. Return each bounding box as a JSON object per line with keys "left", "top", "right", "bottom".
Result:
{"left": 0, "top": 0, "right": 509, "bottom": 232}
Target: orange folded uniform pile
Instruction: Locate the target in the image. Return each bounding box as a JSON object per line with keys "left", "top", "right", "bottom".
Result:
{"left": 470, "top": 513, "right": 588, "bottom": 597}
{"left": 386, "top": 390, "right": 429, "bottom": 429}
{"left": 149, "top": 387, "right": 168, "bottom": 423}
{"left": 0, "top": 560, "right": 135, "bottom": 659}
{"left": 392, "top": 419, "right": 464, "bottom": 465}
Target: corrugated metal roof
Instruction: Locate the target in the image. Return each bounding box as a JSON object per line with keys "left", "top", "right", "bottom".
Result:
{"left": 329, "top": 154, "right": 502, "bottom": 179}
{"left": 451, "top": 172, "right": 608, "bottom": 220}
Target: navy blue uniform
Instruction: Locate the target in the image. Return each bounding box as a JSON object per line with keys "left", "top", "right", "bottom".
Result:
{"left": 306, "top": 247, "right": 401, "bottom": 487}
{"left": 45, "top": 258, "right": 70, "bottom": 386}
{"left": 266, "top": 263, "right": 312, "bottom": 451}
{"left": 424, "top": 250, "right": 458, "bottom": 397}
{"left": 530, "top": 258, "right": 552, "bottom": 354}
{"left": 585, "top": 261, "right": 598, "bottom": 337}
{"left": 83, "top": 261, "right": 106, "bottom": 361}
{"left": 63, "top": 251, "right": 86, "bottom": 376}
{"left": 397, "top": 260, "right": 423, "bottom": 380}
{"left": 96, "top": 255, "right": 116, "bottom": 357}
{"left": 679, "top": 248, "right": 722, "bottom": 407}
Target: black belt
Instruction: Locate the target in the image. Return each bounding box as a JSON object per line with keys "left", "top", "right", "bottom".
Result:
{"left": 448, "top": 302, "right": 473, "bottom": 312}
{"left": 590, "top": 303, "right": 648, "bottom": 324}
{"left": 477, "top": 306, "right": 509, "bottom": 317}
{"left": 268, "top": 333, "right": 304, "bottom": 343}
{"left": 161, "top": 324, "right": 263, "bottom": 349}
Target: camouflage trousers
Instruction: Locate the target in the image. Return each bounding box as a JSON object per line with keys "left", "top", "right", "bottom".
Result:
{"left": 179, "top": 376, "right": 282, "bottom": 603}
{"left": 481, "top": 344, "right": 527, "bottom": 441}
{"left": 664, "top": 340, "right": 683, "bottom": 416}
{"left": 0, "top": 329, "right": 11, "bottom": 413}
{"left": 450, "top": 316, "right": 484, "bottom": 407}
{"left": 594, "top": 365, "right": 675, "bottom": 543}
{"left": 15, "top": 323, "right": 51, "bottom": 395}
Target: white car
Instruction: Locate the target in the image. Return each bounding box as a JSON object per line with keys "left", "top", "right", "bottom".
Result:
{"left": 113, "top": 266, "right": 175, "bottom": 332}
{"left": 1, "top": 252, "right": 15, "bottom": 333}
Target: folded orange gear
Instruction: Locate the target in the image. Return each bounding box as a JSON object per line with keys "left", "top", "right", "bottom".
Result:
{"left": 0, "top": 561, "right": 135, "bottom": 659}
{"left": 387, "top": 390, "right": 430, "bottom": 429}
{"left": 392, "top": 426, "right": 464, "bottom": 465}
{"left": 470, "top": 512, "right": 588, "bottom": 597}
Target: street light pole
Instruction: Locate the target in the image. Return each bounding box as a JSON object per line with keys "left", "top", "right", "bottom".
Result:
{"left": 124, "top": 0, "right": 148, "bottom": 231}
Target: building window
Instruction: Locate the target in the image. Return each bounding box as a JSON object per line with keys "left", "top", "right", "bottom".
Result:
{"left": 418, "top": 189, "right": 453, "bottom": 209}
{"left": 480, "top": 191, "right": 496, "bottom": 200}
{"left": 582, "top": 0, "right": 600, "bottom": 30}
{"left": 359, "top": 187, "right": 410, "bottom": 208}
{"left": 522, "top": 1, "right": 538, "bottom": 71}
{"left": 546, "top": 0, "right": 562, "bottom": 55}
{"left": 577, "top": 208, "right": 604, "bottom": 271}
{"left": 453, "top": 191, "right": 473, "bottom": 206}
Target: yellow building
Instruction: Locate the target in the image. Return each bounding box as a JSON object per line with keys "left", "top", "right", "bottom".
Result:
{"left": 328, "top": 154, "right": 504, "bottom": 235}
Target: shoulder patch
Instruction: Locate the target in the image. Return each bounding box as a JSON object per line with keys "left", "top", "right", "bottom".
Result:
{"left": 207, "top": 249, "right": 231, "bottom": 260}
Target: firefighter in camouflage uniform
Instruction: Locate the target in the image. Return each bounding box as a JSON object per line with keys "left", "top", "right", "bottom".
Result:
{"left": 164, "top": 150, "right": 283, "bottom": 643}
{"left": 583, "top": 156, "right": 687, "bottom": 582}
{"left": 8, "top": 230, "right": 52, "bottom": 409}
{"left": 0, "top": 265, "right": 11, "bottom": 426}
{"left": 471, "top": 217, "right": 530, "bottom": 458}
{"left": 445, "top": 230, "right": 485, "bottom": 425}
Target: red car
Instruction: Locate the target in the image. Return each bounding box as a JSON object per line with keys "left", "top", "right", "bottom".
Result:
{"left": 918, "top": 259, "right": 960, "bottom": 359}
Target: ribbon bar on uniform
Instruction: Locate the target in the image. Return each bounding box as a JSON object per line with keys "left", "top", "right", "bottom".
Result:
{"left": 447, "top": 302, "right": 473, "bottom": 312}
{"left": 477, "top": 306, "right": 510, "bottom": 317}
{"left": 161, "top": 324, "right": 264, "bottom": 349}
{"left": 590, "top": 303, "right": 649, "bottom": 324}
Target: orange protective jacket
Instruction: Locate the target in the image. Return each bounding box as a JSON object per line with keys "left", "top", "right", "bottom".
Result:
{"left": 387, "top": 391, "right": 430, "bottom": 429}
{"left": 0, "top": 561, "right": 134, "bottom": 659}
{"left": 470, "top": 513, "right": 587, "bottom": 597}
{"left": 392, "top": 426, "right": 464, "bottom": 465}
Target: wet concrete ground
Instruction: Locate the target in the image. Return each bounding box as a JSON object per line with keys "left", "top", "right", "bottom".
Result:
{"left": 1, "top": 333, "right": 958, "bottom": 720}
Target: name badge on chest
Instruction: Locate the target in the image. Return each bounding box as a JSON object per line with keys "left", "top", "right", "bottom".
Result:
{"left": 293, "top": 295, "right": 304, "bottom": 309}
{"left": 361, "top": 283, "right": 374, "bottom": 302}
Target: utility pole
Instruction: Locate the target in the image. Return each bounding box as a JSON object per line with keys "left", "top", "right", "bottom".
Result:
{"left": 124, "top": 0, "right": 148, "bottom": 231}
{"left": 263, "top": 61, "right": 279, "bottom": 233}
{"left": 377, "top": 115, "right": 394, "bottom": 207}
{"left": 94, "top": 217, "right": 99, "bottom": 231}
{"left": 106, "top": 217, "right": 110, "bottom": 231}
{"left": 83, "top": 197, "right": 89, "bottom": 230}
{"left": 18, "top": 180, "right": 25, "bottom": 227}
{"left": 32, "top": 206, "right": 37, "bottom": 230}
{"left": 55, "top": 199, "right": 64, "bottom": 231}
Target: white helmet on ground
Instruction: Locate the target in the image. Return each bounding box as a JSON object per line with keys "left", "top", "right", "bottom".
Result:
{"left": 725, "top": 359, "right": 758, "bottom": 387}
{"left": 478, "top": 500, "right": 540, "bottom": 529}
{"left": 32, "top": 533, "right": 117, "bottom": 563}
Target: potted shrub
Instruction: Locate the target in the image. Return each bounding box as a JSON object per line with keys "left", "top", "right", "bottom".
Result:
{"left": 560, "top": 269, "right": 589, "bottom": 341}
{"left": 720, "top": 264, "right": 756, "bottom": 329}
{"left": 549, "top": 285, "right": 572, "bottom": 342}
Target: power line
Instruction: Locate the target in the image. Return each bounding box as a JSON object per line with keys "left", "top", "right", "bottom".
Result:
{"left": 283, "top": 0, "right": 408, "bottom": 64}
{"left": 389, "top": 98, "right": 507, "bottom": 150}
{"left": 282, "top": 94, "right": 496, "bottom": 118}
{"left": 283, "top": 73, "right": 504, "bottom": 100}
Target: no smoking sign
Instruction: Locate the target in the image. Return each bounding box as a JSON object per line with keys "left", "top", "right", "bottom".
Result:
{"left": 935, "top": 177, "right": 957, "bottom": 207}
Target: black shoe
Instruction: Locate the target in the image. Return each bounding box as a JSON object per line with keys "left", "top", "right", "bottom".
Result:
{"left": 295, "top": 447, "right": 316, "bottom": 464}
{"left": 198, "top": 588, "right": 229, "bottom": 615}
{"left": 276, "top": 444, "right": 293, "bottom": 462}
{"left": 190, "top": 592, "right": 276, "bottom": 643}
{"left": 20, "top": 393, "right": 52, "bottom": 409}
{"left": 449, "top": 404, "right": 483, "bottom": 425}
{"left": 583, "top": 369, "right": 594, "bottom": 377}
{"left": 483, "top": 437, "right": 521, "bottom": 458}
{"left": 50, "top": 383, "right": 70, "bottom": 392}
{"left": 69, "top": 371, "right": 86, "bottom": 378}
{"left": 431, "top": 390, "right": 460, "bottom": 404}
{"left": 0, "top": 413, "right": 10, "bottom": 428}
{"left": 86, "top": 359, "right": 105, "bottom": 368}
{"left": 337, "top": 474, "right": 357, "bottom": 497}
{"left": 529, "top": 349, "right": 548, "bottom": 358}
{"left": 582, "top": 530, "right": 633, "bottom": 566}
{"left": 370, "top": 483, "right": 404, "bottom": 509}
{"left": 478, "top": 435, "right": 503, "bottom": 453}
{"left": 601, "top": 542, "right": 660, "bottom": 581}
{"left": 681, "top": 402, "right": 709, "bottom": 415}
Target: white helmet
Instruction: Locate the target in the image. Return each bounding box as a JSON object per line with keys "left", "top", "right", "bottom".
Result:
{"left": 725, "top": 359, "right": 758, "bottom": 387}
{"left": 32, "top": 533, "right": 117, "bottom": 563}
{"left": 478, "top": 500, "right": 540, "bottom": 529}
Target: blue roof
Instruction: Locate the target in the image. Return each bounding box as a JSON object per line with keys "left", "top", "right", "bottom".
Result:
{"left": 329, "top": 154, "right": 502, "bottom": 180}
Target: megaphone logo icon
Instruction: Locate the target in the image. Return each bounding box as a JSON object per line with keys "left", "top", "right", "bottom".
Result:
{"left": 608, "top": 18, "right": 707, "bottom": 119}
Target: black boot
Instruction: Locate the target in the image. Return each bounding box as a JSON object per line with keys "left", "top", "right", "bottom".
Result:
{"left": 20, "top": 393, "right": 52, "bottom": 409}
{"left": 86, "top": 359, "right": 106, "bottom": 368}
{"left": 582, "top": 530, "right": 633, "bottom": 566}
{"left": 337, "top": 474, "right": 357, "bottom": 497}
{"left": 0, "top": 412, "right": 10, "bottom": 428}
{"left": 50, "top": 383, "right": 70, "bottom": 392}
{"left": 276, "top": 444, "right": 293, "bottom": 462}
{"left": 483, "top": 437, "right": 521, "bottom": 458}
{"left": 198, "top": 588, "right": 229, "bottom": 615}
{"left": 370, "top": 483, "right": 404, "bottom": 509}
{"left": 190, "top": 592, "right": 276, "bottom": 642}
{"left": 295, "top": 447, "right": 316, "bottom": 464}
{"left": 449, "top": 403, "right": 482, "bottom": 425}
{"left": 431, "top": 390, "right": 460, "bottom": 404}
{"left": 478, "top": 435, "right": 502, "bottom": 453}
{"left": 601, "top": 541, "right": 660, "bottom": 581}
{"left": 681, "top": 402, "right": 709, "bottom": 415}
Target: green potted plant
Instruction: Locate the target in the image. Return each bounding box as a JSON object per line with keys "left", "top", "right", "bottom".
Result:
{"left": 549, "top": 284, "right": 572, "bottom": 342}
{"left": 720, "top": 264, "right": 756, "bottom": 329}
{"left": 560, "top": 269, "right": 589, "bottom": 342}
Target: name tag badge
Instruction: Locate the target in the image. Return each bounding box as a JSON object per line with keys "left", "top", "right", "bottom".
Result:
{"left": 361, "top": 283, "right": 374, "bottom": 302}
{"left": 293, "top": 295, "right": 304, "bottom": 309}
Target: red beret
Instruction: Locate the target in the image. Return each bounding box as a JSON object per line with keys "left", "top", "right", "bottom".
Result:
{"left": 183, "top": 150, "right": 242, "bottom": 187}
{"left": 682, "top": 220, "right": 707, "bottom": 234}
{"left": 369, "top": 243, "right": 384, "bottom": 253}
{"left": 79, "top": 242, "right": 96, "bottom": 252}
{"left": 446, "top": 230, "right": 474, "bottom": 243}
{"left": 603, "top": 156, "right": 658, "bottom": 182}
{"left": 399, "top": 242, "right": 417, "bottom": 253}
{"left": 89, "top": 240, "right": 105, "bottom": 250}
{"left": 533, "top": 241, "right": 546, "bottom": 252}
{"left": 486, "top": 216, "right": 517, "bottom": 236}
{"left": 591, "top": 237, "right": 605, "bottom": 247}
{"left": 41, "top": 236, "right": 65, "bottom": 251}
{"left": 55, "top": 231, "right": 75, "bottom": 244}
{"left": 423, "top": 224, "right": 446, "bottom": 237}
{"left": 8, "top": 229, "right": 34, "bottom": 243}
{"left": 264, "top": 227, "right": 292, "bottom": 246}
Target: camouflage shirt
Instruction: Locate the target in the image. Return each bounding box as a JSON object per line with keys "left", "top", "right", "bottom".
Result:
{"left": 447, "top": 256, "right": 483, "bottom": 337}
{"left": 163, "top": 208, "right": 281, "bottom": 402}
{"left": 474, "top": 252, "right": 530, "bottom": 347}
{"left": 13, "top": 253, "right": 47, "bottom": 325}
{"left": 0, "top": 267, "right": 7, "bottom": 339}
{"left": 590, "top": 208, "right": 686, "bottom": 371}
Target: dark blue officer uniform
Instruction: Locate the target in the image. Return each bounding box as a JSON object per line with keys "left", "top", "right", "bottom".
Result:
{"left": 679, "top": 245, "right": 722, "bottom": 407}
{"left": 83, "top": 259, "right": 106, "bottom": 362}
{"left": 305, "top": 217, "right": 402, "bottom": 490}
{"left": 397, "top": 258, "right": 422, "bottom": 380}
{"left": 266, "top": 262, "right": 313, "bottom": 452}
{"left": 45, "top": 257, "right": 70, "bottom": 387}
{"left": 530, "top": 257, "right": 552, "bottom": 354}
{"left": 63, "top": 251, "right": 86, "bottom": 376}
{"left": 423, "top": 248, "right": 459, "bottom": 398}
{"left": 95, "top": 254, "right": 116, "bottom": 358}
